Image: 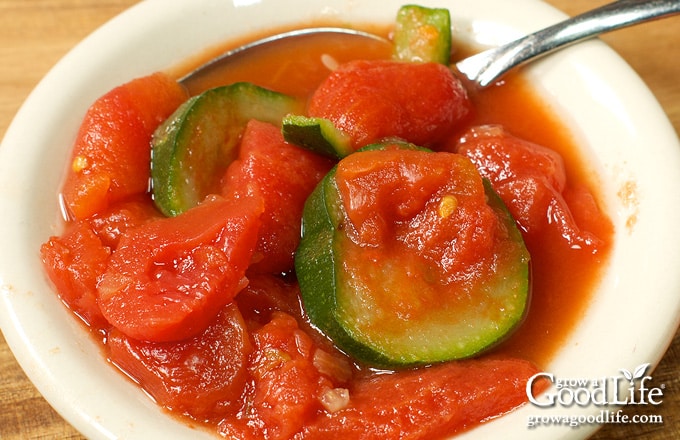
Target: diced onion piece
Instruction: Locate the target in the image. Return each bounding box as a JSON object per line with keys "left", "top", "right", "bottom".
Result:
{"left": 321, "top": 54, "right": 340, "bottom": 71}
{"left": 319, "top": 387, "right": 350, "bottom": 413}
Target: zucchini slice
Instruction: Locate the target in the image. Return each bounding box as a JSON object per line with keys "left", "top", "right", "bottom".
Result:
{"left": 151, "top": 82, "right": 302, "bottom": 216}
{"left": 296, "top": 145, "right": 530, "bottom": 367}
{"left": 281, "top": 114, "right": 353, "bottom": 159}
{"left": 393, "top": 5, "right": 452, "bottom": 65}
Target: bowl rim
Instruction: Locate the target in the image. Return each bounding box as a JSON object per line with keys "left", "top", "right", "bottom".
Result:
{"left": 1, "top": 0, "right": 680, "bottom": 439}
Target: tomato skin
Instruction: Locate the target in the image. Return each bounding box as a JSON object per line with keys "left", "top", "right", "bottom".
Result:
{"left": 297, "top": 357, "right": 542, "bottom": 439}
{"left": 222, "top": 120, "right": 332, "bottom": 274}
{"left": 308, "top": 60, "right": 471, "bottom": 150}
{"left": 62, "top": 72, "right": 188, "bottom": 220}
{"left": 97, "top": 195, "right": 263, "bottom": 342}
{"left": 108, "top": 303, "right": 252, "bottom": 420}
{"left": 455, "top": 125, "right": 610, "bottom": 254}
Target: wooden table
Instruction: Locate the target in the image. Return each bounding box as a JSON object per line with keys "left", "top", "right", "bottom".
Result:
{"left": 0, "top": 0, "right": 678, "bottom": 438}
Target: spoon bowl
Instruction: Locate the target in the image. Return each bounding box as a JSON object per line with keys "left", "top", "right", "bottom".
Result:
{"left": 178, "top": 28, "right": 389, "bottom": 85}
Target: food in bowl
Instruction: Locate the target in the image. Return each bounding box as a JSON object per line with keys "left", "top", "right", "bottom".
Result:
{"left": 38, "top": 5, "right": 612, "bottom": 439}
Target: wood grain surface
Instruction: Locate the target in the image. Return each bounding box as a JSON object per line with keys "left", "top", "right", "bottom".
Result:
{"left": 1, "top": 0, "right": 678, "bottom": 438}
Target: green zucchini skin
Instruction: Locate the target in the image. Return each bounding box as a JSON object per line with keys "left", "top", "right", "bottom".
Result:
{"left": 281, "top": 115, "right": 353, "bottom": 160}
{"left": 151, "top": 82, "right": 302, "bottom": 217}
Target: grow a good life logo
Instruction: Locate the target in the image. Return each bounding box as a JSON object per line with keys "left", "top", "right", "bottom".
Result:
{"left": 527, "top": 363, "right": 664, "bottom": 407}
{"left": 525, "top": 363, "right": 665, "bottom": 428}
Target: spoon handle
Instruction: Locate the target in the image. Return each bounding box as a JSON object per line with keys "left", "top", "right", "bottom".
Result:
{"left": 456, "top": 0, "right": 680, "bottom": 87}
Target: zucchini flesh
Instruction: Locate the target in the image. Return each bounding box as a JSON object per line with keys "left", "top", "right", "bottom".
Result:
{"left": 151, "top": 82, "right": 302, "bottom": 217}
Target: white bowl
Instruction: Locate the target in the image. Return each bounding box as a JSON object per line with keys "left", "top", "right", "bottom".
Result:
{"left": 1, "top": 0, "right": 679, "bottom": 439}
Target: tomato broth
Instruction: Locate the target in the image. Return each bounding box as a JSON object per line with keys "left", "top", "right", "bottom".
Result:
{"left": 41, "top": 22, "right": 613, "bottom": 440}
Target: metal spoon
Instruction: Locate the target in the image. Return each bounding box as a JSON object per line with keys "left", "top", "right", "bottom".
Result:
{"left": 179, "top": 0, "right": 680, "bottom": 89}
{"left": 457, "top": 0, "right": 680, "bottom": 87}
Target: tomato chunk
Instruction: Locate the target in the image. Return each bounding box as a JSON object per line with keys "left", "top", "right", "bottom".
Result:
{"left": 40, "top": 197, "right": 160, "bottom": 330}
{"left": 297, "top": 357, "right": 542, "bottom": 439}
{"left": 40, "top": 222, "right": 111, "bottom": 329}
{"left": 222, "top": 120, "right": 332, "bottom": 274}
{"left": 97, "top": 195, "right": 263, "bottom": 342}
{"left": 235, "top": 274, "right": 303, "bottom": 329}
{"left": 308, "top": 60, "right": 471, "bottom": 150}
{"left": 455, "top": 125, "right": 611, "bottom": 254}
{"left": 220, "top": 312, "right": 352, "bottom": 440}
{"left": 108, "top": 303, "right": 252, "bottom": 420}
{"left": 456, "top": 124, "right": 567, "bottom": 191}
{"left": 87, "top": 196, "right": 161, "bottom": 248}
{"left": 61, "top": 72, "right": 188, "bottom": 220}
{"left": 334, "top": 147, "right": 500, "bottom": 271}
